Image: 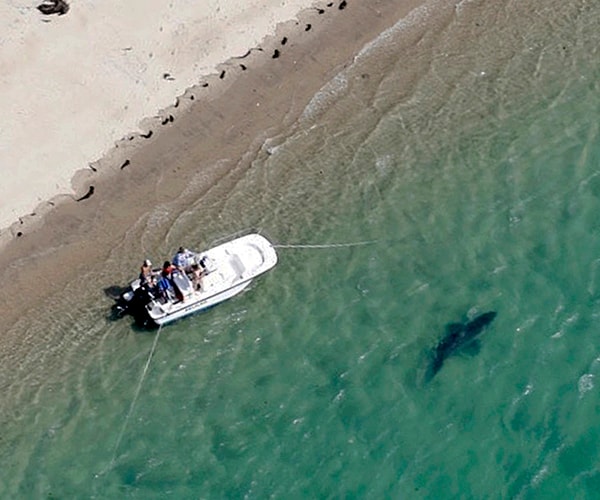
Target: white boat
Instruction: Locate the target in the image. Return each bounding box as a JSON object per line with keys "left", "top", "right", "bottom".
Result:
{"left": 114, "top": 233, "right": 277, "bottom": 327}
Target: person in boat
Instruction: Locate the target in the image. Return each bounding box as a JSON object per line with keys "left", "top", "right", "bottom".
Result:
{"left": 173, "top": 246, "right": 194, "bottom": 271}
{"left": 190, "top": 263, "right": 205, "bottom": 291}
{"left": 162, "top": 260, "right": 176, "bottom": 277}
{"left": 139, "top": 259, "right": 155, "bottom": 288}
{"left": 158, "top": 260, "right": 186, "bottom": 302}
{"left": 157, "top": 262, "right": 175, "bottom": 301}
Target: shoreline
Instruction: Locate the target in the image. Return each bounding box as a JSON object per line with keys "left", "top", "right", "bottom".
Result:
{"left": 0, "top": 0, "right": 426, "bottom": 333}
{"left": 0, "top": 0, "right": 324, "bottom": 239}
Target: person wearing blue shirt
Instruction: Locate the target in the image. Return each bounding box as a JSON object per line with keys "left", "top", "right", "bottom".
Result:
{"left": 173, "top": 246, "right": 194, "bottom": 271}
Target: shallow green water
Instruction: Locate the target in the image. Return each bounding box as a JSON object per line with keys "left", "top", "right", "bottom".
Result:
{"left": 2, "top": 0, "right": 600, "bottom": 497}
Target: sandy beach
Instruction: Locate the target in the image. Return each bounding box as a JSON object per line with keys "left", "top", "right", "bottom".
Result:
{"left": 0, "top": 0, "right": 424, "bottom": 332}
{"left": 0, "top": 0, "right": 327, "bottom": 235}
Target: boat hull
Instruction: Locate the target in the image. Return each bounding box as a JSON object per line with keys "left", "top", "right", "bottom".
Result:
{"left": 148, "top": 280, "right": 253, "bottom": 326}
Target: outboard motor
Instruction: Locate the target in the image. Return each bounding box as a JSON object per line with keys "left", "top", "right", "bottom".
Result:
{"left": 112, "top": 284, "right": 155, "bottom": 321}
{"left": 131, "top": 285, "right": 155, "bottom": 310}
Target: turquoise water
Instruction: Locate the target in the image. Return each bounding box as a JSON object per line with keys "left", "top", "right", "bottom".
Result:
{"left": 2, "top": 0, "right": 600, "bottom": 497}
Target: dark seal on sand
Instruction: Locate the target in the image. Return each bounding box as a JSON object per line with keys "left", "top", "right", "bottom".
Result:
{"left": 76, "top": 185, "right": 95, "bottom": 202}
{"left": 37, "top": 0, "right": 69, "bottom": 16}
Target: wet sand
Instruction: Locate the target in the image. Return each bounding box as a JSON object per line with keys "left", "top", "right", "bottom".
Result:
{"left": 0, "top": 0, "right": 322, "bottom": 233}
{"left": 0, "top": 0, "right": 426, "bottom": 334}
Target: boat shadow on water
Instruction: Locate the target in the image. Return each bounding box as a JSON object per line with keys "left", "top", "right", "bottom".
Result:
{"left": 104, "top": 285, "right": 129, "bottom": 321}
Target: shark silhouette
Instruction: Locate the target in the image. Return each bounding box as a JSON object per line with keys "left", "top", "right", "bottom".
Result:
{"left": 425, "top": 311, "right": 497, "bottom": 382}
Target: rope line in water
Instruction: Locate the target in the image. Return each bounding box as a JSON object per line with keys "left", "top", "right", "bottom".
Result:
{"left": 109, "top": 324, "right": 163, "bottom": 468}
{"left": 273, "top": 239, "right": 378, "bottom": 249}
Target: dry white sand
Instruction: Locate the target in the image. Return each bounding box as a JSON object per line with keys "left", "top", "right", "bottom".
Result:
{"left": 0, "top": 0, "right": 318, "bottom": 232}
